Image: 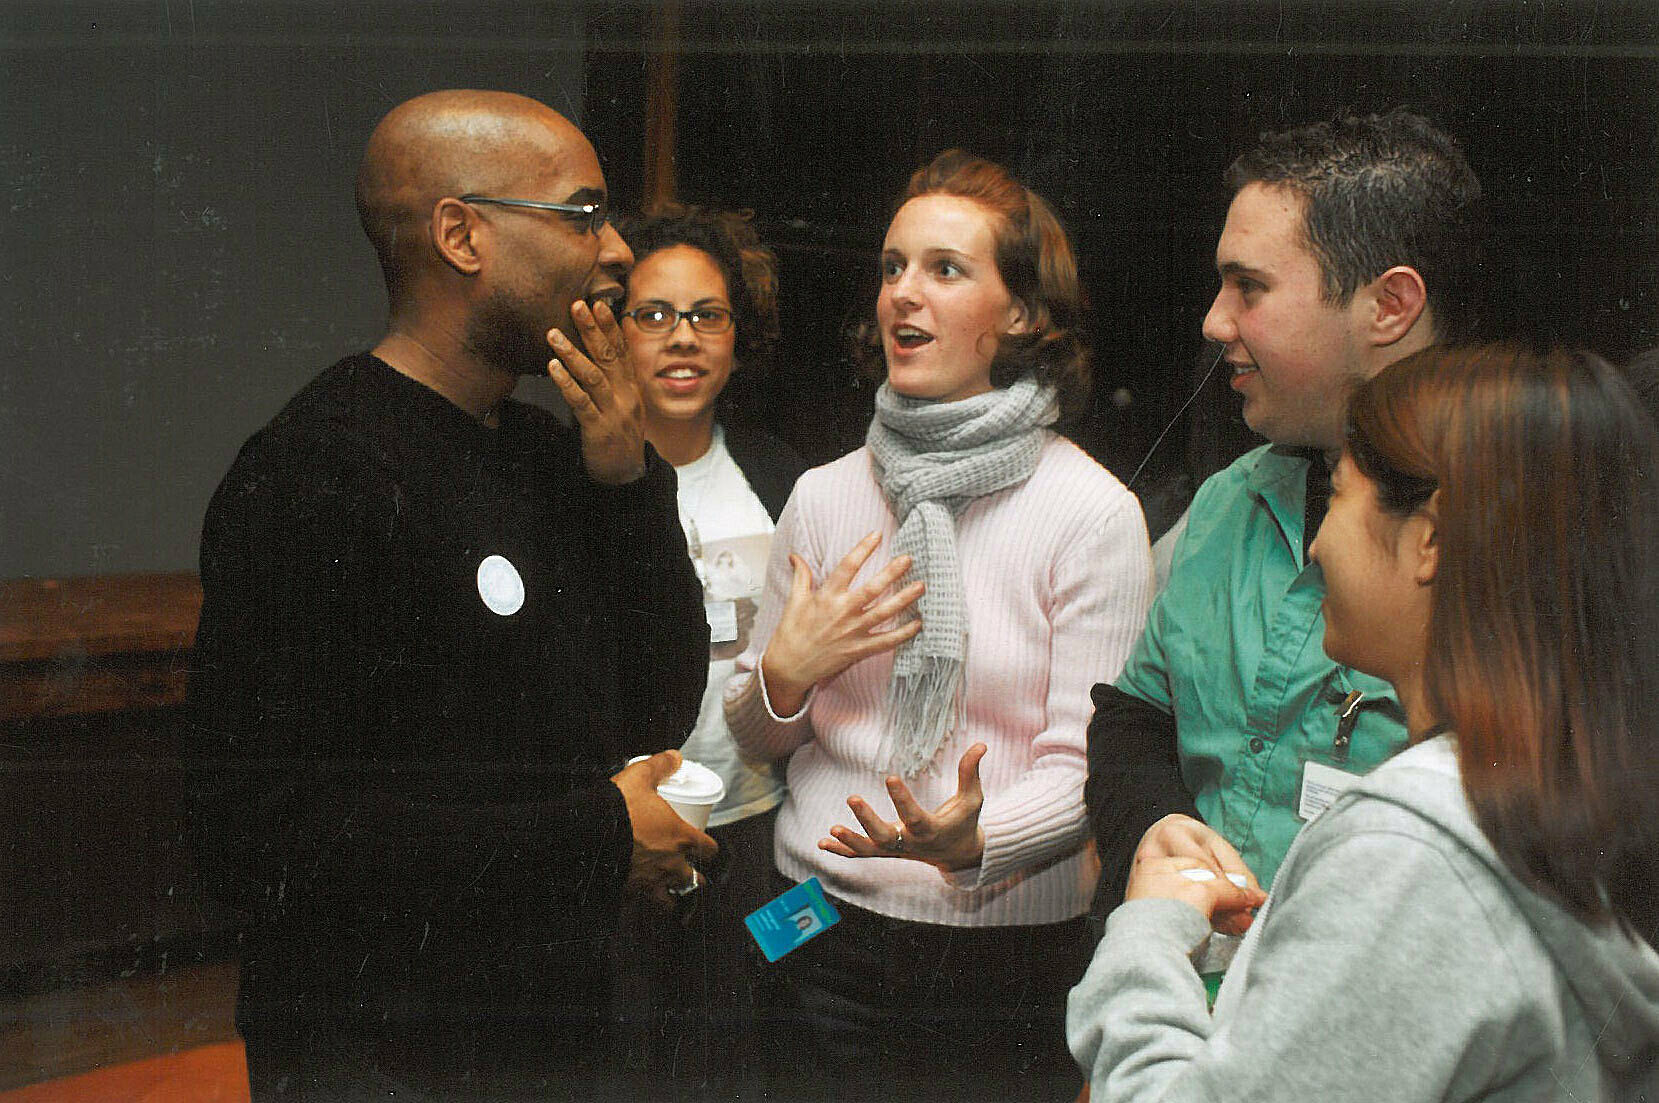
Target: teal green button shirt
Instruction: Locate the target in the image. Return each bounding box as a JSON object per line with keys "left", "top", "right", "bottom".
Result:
{"left": 1116, "top": 444, "right": 1407, "bottom": 887}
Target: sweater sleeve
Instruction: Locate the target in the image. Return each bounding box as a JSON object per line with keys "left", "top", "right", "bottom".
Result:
{"left": 1067, "top": 828, "right": 1543, "bottom": 1102}
{"left": 1086, "top": 683, "right": 1197, "bottom": 913}
{"left": 724, "top": 482, "right": 819, "bottom": 760}
{"left": 952, "top": 489, "right": 1154, "bottom": 890}
{"left": 583, "top": 444, "right": 710, "bottom": 754}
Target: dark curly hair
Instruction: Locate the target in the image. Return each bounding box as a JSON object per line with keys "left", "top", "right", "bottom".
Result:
{"left": 617, "top": 203, "right": 781, "bottom": 375}
{"left": 854, "top": 149, "right": 1093, "bottom": 420}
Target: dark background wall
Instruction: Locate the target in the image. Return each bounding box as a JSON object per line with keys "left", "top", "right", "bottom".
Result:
{"left": 0, "top": 1, "right": 589, "bottom": 580}
{"left": 585, "top": 0, "right": 1659, "bottom": 536}
{"left": 3, "top": 0, "right": 1656, "bottom": 578}
{"left": 0, "top": 1, "right": 1654, "bottom": 1084}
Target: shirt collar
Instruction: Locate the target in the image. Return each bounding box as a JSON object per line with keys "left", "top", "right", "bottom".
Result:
{"left": 1244, "top": 444, "right": 1324, "bottom": 564}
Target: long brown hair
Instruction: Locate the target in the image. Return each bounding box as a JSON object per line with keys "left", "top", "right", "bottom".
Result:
{"left": 856, "top": 149, "right": 1092, "bottom": 420}
{"left": 1346, "top": 342, "right": 1659, "bottom": 942}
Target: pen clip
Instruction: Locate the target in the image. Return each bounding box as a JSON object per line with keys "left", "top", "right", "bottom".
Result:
{"left": 1333, "top": 689, "right": 1364, "bottom": 762}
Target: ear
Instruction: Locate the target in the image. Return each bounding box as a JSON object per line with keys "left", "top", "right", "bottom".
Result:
{"left": 432, "top": 197, "right": 484, "bottom": 276}
{"left": 1004, "top": 297, "right": 1032, "bottom": 336}
{"left": 1407, "top": 489, "right": 1441, "bottom": 586}
{"left": 1366, "top": 266, "right": 1428, "bottom": 348}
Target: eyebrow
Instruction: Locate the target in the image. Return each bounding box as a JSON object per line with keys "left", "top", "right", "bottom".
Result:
{"left": 564, "top": 186, "right": 607, "bottom": 206}
{"left": 1217, "top": 259, "right": 1268, "bottom": 280}
{"left": 883, "top": 246, "right": 977, "bottom": 261}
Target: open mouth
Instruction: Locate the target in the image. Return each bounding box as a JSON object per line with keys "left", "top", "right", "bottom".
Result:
{"left": 1230, "top": 360, "right": 1257, "bottom": 377}
{"left": 588, "top": 289, "right": 625, "bottom": 315}
{"left": 893, "top": 325, "right": 934, "bottom": 350}
{"left": 657, "top": 364, "right": 707, "bottom": 382}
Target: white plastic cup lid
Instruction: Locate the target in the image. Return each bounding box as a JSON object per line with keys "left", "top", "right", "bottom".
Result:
{"left": 628, "top": 756, "right": 726, "bottom": 807}
{"left": 657, "top": 758, "right": 725, "bottom": 807}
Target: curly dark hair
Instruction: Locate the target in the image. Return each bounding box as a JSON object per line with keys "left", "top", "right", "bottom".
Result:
{"left": 854, "top": 149, "right": 1093, "bottom": 420}
{"left": 1225, "top": 109, "right": 1487, "bottom": 344}
{"left": 617, "top": 203, "right": 781, "bottom": 375}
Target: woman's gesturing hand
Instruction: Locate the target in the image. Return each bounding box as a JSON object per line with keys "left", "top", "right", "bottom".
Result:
{"left": 820, "top": 742, "right": 989, "bottom": 873}
{"left": 759, "top": 532, "right": 924, "bottom": 716}
{"left": 1125, "top": 814, "right": 1266, "bottom": 934}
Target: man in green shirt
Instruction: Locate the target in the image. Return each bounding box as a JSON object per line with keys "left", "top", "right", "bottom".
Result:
{"left": 1087, "top": 110, "right": 1487, "bottom": 907}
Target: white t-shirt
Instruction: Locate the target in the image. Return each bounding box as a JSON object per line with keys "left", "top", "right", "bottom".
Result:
{"left": 674, "top": 423, "right": 786, "bottom": 827}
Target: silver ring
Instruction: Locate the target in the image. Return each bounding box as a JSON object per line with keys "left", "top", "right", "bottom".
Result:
{"left": 890, "top": 828, "right": 905, "bottom": 853}
{"left": 668, "top": 870, "right": 701, "bottom": 897}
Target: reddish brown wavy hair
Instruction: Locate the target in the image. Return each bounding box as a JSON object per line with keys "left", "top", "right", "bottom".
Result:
{"left": 856, "top": 149, "right": 1092, "bottom": 420}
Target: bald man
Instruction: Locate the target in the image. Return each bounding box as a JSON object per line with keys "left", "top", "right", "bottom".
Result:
{"left": 187, "top": 91, "right": 713, "bottom": 1098}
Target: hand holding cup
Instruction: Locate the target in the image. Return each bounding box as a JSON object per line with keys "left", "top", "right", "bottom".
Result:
{"left": 612, "top": 750, "right": 719, "bottom": 909}
{"left": 1125, "top": 814, "right": 1266, "bottom": 933}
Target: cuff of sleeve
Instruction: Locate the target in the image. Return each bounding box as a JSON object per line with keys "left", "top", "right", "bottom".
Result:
{"left": 939, "top": 822, "right": 1005, "bottom": 890}
{"left": 1104, "top": 897, "right": 1215, "bottom": 959}
{"left": 564, "top": 780, "right": 634, "bottom": 897}
{"left": 756, "top": 652, "right": 815, "bottom": 722}
{"left": 478, "top": 781, "right": 633, "bottom": 924}
{"left": 938, "top": 859, "right": 985, "bottom": 891}
{"left": 583, "top": 444, "right": 677, "bottom": 507}
{"left": 723, "top": 667, "right": 811, "bottom": 763}
{"left": 944, "top": 782, "right": 1086, "bottom": 891}
{"left": 939, "top": 823, "right": 1059, "bottom": 892}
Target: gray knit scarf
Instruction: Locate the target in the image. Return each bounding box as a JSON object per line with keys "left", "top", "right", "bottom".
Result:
{"left": 865, "top": 376, "right": 1059, "bottom": 777}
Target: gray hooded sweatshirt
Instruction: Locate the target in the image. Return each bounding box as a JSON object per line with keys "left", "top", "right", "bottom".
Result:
{"left": 1068, "top": 736, "right": 1659, "bottom": 1100}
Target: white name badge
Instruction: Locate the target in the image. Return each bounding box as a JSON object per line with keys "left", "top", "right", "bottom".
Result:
{"left": 476, "top": 554, "right": 526, "bottom": 616}
{"left": 705, "top": 600, "right": 738, "bottom": 644}
{"left": 1298, "top": 760, "right": 1360, "bottom": 822}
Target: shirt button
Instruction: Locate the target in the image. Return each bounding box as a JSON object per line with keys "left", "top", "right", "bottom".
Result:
{"left": 1248, "top": 737, "right": 1265, "bottom": 754}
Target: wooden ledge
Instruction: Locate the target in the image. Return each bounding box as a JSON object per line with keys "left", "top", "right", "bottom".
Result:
{"left": 0, "top": 573, "right": 202, "bottom": 720}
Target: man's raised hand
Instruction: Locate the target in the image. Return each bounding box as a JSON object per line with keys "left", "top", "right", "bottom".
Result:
{"left": 547, "top": 299, "right": 645, "bottom": 485}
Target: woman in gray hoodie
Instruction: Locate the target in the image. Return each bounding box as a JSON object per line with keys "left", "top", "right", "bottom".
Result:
{"left": 1068, "top": 343, "right": 1659, "bottom": 1101}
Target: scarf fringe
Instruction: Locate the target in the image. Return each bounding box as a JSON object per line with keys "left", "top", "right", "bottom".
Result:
{"left": 882, "top": 656, "right": 963, "bottom": 778}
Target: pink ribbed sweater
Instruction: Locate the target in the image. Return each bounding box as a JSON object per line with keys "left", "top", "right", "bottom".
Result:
{"left": 724, "top": 434, "right": 1153, "bottom": 926}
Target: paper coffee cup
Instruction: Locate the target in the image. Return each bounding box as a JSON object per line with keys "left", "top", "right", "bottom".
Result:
{"left": 628, "top": 756, "right": 725, "bottom": 830}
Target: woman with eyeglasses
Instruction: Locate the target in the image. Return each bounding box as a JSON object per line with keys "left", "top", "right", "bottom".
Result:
{"left": 724, "top": 150, "right": 1153, "bottom": 1097}
{"left": 612, "top": 204, "right": 808, "bottom": 1092}
{"left": 1068, "top": 343, "right": 1659, "bottom": 1101}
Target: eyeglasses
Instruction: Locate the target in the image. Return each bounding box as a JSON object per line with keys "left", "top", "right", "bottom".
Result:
{"left": 620, "top": 302, "right": 734, "bottom": 335}
{"left": 458, "top": 194, "right": 611, "bottom": 237}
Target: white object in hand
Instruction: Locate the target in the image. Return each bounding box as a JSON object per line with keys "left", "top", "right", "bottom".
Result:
{"left": 627, "top": 756, "right": 726, "bottom": 830}
{"left": 1179, "top": 868, "right": 1249, "bottom": 887}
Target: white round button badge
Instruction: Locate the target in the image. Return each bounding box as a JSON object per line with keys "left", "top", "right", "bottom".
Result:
{"left": 476, "top": 554, "right": 525, "bottom": 616}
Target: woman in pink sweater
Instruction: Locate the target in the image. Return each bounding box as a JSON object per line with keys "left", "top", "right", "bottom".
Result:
{"left": 724, "top": 150, "right": 1153, "bottom": 1097}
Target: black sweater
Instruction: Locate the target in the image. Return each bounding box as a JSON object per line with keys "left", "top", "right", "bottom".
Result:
{"left": 186, "top": 354, "right": 707, "bottom": 1075}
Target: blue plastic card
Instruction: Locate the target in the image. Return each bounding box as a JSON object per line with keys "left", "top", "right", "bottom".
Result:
{"left": 745, "top": 877, "right": 841, "bottom": 962}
